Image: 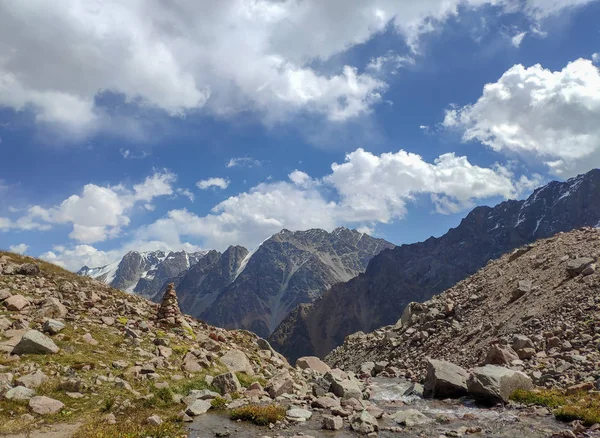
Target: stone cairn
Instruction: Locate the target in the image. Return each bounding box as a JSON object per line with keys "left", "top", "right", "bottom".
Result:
{"left": 157, "top": 283, "right": 184, "bottom": 326}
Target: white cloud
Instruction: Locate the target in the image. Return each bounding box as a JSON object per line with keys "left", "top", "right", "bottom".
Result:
{"left": 138, "top": 148, "right": 536, "bottom": 250}
{"left": 288, "top": 170, "right": 313, "bottom": 188}
{"left": 226, "top": 157, "right": 262, "bottom": 168}
{"left": 511, "top": 31, "right": 527, "bottom": 47}
{"left": 197, "top": 178, "right": 230, "bottom": 190}
{"left": 325, "top": 148, "right": 539, "bottom": 219}
{"left": 0, "top": 1, "right": 592, "bottom": 136}
{"left": 177, "top": 188, "right": 195, "bottom": 202}
{"left": 444, "top": 58, "right": 600, "bottom": 177}
{"left": 120, "top": 149, "right": 149, "bottom": 160}
{"left": 9, "top": 243, "right": 28, "bottom": 254}
{"left": 10, "top": 171, "right": 177, "bottom": 243}
{"left": 593, "top": 53, "right": 600, "bottom": 64}
{"left": 367, "top": 52, "right": 414, "bottom": 73}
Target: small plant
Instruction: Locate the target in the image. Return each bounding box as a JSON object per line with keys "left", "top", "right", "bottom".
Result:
{"left": 510, "top": 389, "right": 566, "bottom": 408}
{"left": 171, "top": 345, "right": 188, "bottom": 356}
{"left": 210, "top": 396, "right": 227, "bottom": 410}
{"left": 116, "top": 316, "right": 128, "bottom": 325}
{"left": 229, "top": 404, "right": 286, "bottom": 426}
{"left": 101, "top": 398, "right": 115, "bottom": 413}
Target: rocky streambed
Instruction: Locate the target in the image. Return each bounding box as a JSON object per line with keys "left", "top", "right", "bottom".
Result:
{"left": 188, "top": 378, "right": 577, "bottom": 438}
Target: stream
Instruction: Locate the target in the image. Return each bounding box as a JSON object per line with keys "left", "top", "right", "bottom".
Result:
{"left": 188, "top": 378, "right": 581, "bottom": 437}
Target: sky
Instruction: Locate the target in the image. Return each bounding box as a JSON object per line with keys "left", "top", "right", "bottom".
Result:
{"left": 1, "top": 0, "right": 600, "bottom": 271}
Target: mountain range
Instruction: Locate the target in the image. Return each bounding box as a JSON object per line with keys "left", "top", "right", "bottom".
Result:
{"left": 78, "top": 227, "right": 394, "bottom": 338}
{"left": 269, "top": 169, "right": 600, "bottom": 362}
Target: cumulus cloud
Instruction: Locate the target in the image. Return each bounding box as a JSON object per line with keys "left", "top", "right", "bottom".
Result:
{"left": 593, "top": 53, "right": 599, "bottom": 64}
{"left": 444, "top": 58, "right": 600, "bottom": 177}
{"left": 137, "top": 148, "right": 537, "bottom": 250}
{"left": 9, "top": 243, "right": 28, "bottom": 254}
{"left": 197, "top": 178, "right": 230, "bottom": 190}
{"left": 0, "top": 0, "right": 591, "bottom": 136}
{"left": 6, "top": 171, "right": 177, "bottom": 243}
{"left": 226, "top": 157, "right": 262, "bottom": 168}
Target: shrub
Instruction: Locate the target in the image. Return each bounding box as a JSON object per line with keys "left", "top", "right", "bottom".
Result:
{"left": 229, "top": 404, "right": 286, "bottom": 426}
{"left": 210, "top": 397, "right": 227, "bottom": 410}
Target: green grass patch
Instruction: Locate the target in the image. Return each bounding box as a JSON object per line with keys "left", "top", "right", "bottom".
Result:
{"left": 235, "top": 372, "right": 267, "bottom": 389}
{"left": 229, "top": 404, "right": 286, "bottom": 426}
{"left": 211, "top": 396, "right": 228, "bottom": 410}
{"left": 511, "top": 389, "right": 600, "bottom": 427}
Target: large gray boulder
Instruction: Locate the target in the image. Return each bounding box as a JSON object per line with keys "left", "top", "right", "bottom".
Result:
{"left": 350, "top": 410, "right": 378, "bottom": 434}
{"left": 212, "top": 372, "right": 241, "bottom": 395}
{"left": 327, "top": 372, "right": 362, "bottom": 400}
{"left": 185, "top": 399, "right": 211, "bottom": 416}
{"left": 12, "top": 330, "right": 60, "bottom": 355}
{"left": 5, "top": 386, "right": 35, "bottom": 400}
{"left": 393, "top": 409, "right": 433, "bottom": 426}
{"left": 265, "top": 371, "right": 294, "bottom": 398}
{"left": 219, "top": 349, "right": 254, "bottom": 376}
{"left": 467, "top": 365, "right": 533, "bottom": 404}
{"left": 296, "top": 356, "right": 330, "bottom": 374}
{"left": 424, "top": 359, "right": 468, "bottom": 399}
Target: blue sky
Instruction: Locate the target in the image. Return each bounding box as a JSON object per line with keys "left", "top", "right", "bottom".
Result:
{"left": 1, "top": 0, "right": 600, "bottom": 270}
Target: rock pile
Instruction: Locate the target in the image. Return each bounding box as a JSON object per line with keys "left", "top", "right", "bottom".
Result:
{"left": 156, "top": 282, "right": 184, "bottom": 326}
{"left": 326, "top": 227, "right": 600, "bottom": 392}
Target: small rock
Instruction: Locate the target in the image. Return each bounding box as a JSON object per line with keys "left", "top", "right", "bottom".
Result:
{"left": 185, "top": 399, "right": 211, "bottom": 416}
{"left": 350, "top": 410, "right": 379, "bottom": 434}
{"left": 147, "top": 415, "right": 163, "bottom": 426}
{"left": 287, "top": 408, "right": 312, "bottom": 421}
{"left": 29, "top": 396, "right": 64, "bottom": 415}
{"left": 5, "top": 295, "right": 29, "bottom": 311}
{"left": 42, "top": 319, "right": 65, "bottom": 335}
{"left": 393, "top": 409, "right": 433, "bottom": 426}
{"left": 296, "top": 356, "right": 331, "bottom": 374}
{"left": 322, "top": 414, "right": 344, "bottom": 430}
{"left": 212, "top": 372, "right": 242, "bottom": 395}
{"left": 5, "top": 386, "right": 35, "bottom": 400}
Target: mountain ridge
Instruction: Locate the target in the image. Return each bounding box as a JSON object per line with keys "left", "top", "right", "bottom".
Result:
{"left": 269, "top": 169, "right": 600, "bottom": 362}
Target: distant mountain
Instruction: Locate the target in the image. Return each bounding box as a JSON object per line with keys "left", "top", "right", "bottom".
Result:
{"left": 192, "top": 228, "right": 394, "bottom": 338}
{"left": 269, "top": 169, "right": 600, "bottom": 363}
{"left": 78, "top": 227, "right": 394, "bottom": 339}
{"left": 78, "top": 250, "right": 208, "bottom": 298}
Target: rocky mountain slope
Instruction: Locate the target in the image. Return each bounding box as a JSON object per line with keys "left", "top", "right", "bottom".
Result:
{"left": 0, "top": 251, "right": 315, "bottom": 436}
{"left": 78, "top": 250, "right": 208, "bottom": 298}
{"left": 80, "top": 228, "right": 393, "bottom": 340}
{"left": 196, "top": 228, "right": 394, "bottom": 338}
{"left": 270, "top": 169, "right": 600, "bottom": 362}
{"left": 326, "top": 227, "right": 600, "bottom": 391}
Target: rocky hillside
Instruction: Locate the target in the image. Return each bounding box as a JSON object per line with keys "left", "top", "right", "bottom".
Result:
{"left": 197, "top": 228, "right": 394, "bottom": 338}
{"left": 0, "top": 251, "right": 307, "bottom": 436}
{"left": 326, "top": 227, "right": 600, "bottom": 391}
{"left": 78, "top": 249, "right": 208, "bottom": 298}
{"left": 270, "top": 169, "right": 600, "bottom": 362}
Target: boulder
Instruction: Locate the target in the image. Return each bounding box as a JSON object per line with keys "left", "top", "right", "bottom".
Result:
{"left": 311, "top": 396, "right": 341, "bottom": 409}
{"left": 42, "top": 319, "right": 65, "bottom": 335}
{"left": 265, "top": 371, "right": 294, "bottom": 398}
{"left": 12, "top": 330, "right": 60, "bottom": 355}
{"left": 219, "top": 349, "right": 254, "bottom": 375}
{"left": 485, "top": 344, "right": 519, "bottom": 365}
{"left": 349, "top": 410, "right": 378, "bottom": 434}
{"left": 567, "top": 257, "right": 595, "bottom": 276}
{"left": 511, "top": 280, "right": 532, "bottom": 301}
{"left": 5, "top": 386, "right": 35, "bottom": 400}
{"left": 17, "top": 264, "right": 40, "bottom": 276}
{"left": 37, "top": 298, "right": 67, "bottom": 319}
{"left": 330, "top": 377, "right": 362, "bottom": 400}
{"left": 424, "top": 359, "right": 468, "bottom": 399}
{"left": 5, "top": 295, "right": 29, "bottom": 311}
{"left": 512, "top": 335, "right": 535, "bottom": 351}
{"left": 322, "top": 414, "right": 344, "bottom": 430}
{"left": 212, "top": 372, "right": 241, "bottom": 395}
{"left": 185, "top": 399, "right": 211, "bottom": 416}
{"left": 467, "top": 365, "right": 533, "bottom": 404}
{"left": 393, "top": 409, "right": 433, "bottom": 426}
{"left": 29, "top": 396, "right": 64, "bottom": 415}
{"left": 286, "top": 408, "right": 312, "bottom": 421}
{"left": 16, "top": 370, "right": 48, "bottom": 389}
{"left": 359, "top": 361, "right": 375, "bottom": 376}
{"left": 296, "top": 356, "right": 330, "bottom": 374}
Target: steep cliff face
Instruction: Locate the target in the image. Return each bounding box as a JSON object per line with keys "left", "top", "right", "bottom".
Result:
{"left": 270, "top": 169, "right": 600, "bottom": 363}
{"left": 198, "top": 228, "right": 394, "bottom": 338}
